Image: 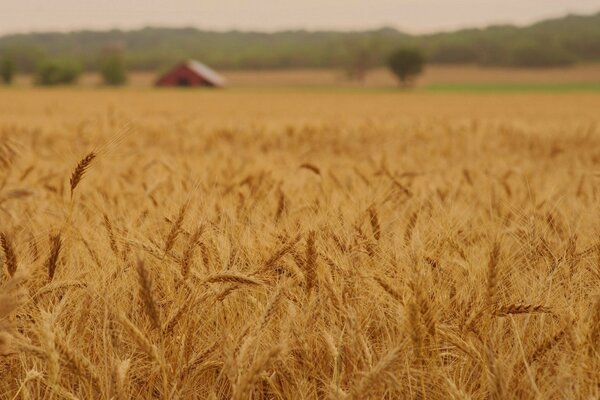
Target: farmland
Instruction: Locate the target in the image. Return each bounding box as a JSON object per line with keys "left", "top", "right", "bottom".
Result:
{"left": 9, "top": 63, "right": 600, "bottom": 89}
{"left": 1, "top": 88, "right": 600, "bottom": 399}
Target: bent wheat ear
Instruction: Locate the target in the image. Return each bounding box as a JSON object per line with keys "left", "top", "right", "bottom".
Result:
{"left": 299, "top": 163, "right": 321, "bottom": 176}
{"left": 203, "top": 273, "right": 263, "bottom": 286}
{"left": 262, "top": 234, "right": 300, "bottom": 272}
{"left": 374, "top": 276, "right": 403, "bottom": 304}
{"left": 70, "top": 152, "right": 96, "bottom": 198}
{"left": 493, "top": 303, "right": 552, "bottom": 317}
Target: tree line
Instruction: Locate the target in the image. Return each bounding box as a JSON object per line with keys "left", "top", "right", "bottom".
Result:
{"left": 0, "top": 11, "right": 598, "bottom": 85}
{"left": 0, "top": 50, "right": 127, "bottom": 86}
{"left": 0, "top": 46, "right": 425, "bottom": 87}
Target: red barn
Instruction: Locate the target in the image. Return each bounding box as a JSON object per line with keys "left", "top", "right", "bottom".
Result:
{"left": 155, "top": 60, "right": 225, "bottom": 88}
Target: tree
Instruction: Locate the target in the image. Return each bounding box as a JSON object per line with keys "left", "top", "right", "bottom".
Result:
{"left": 346, "top": 48, "right": 375, "bottom": 82}
{"left": 35, "top": 59, "right": 81, "bottom": 86}
{"left": 344, "top": 36, "right": 381, "bottom": 83}
{"left": 0, "top": 56, "right": 15, "bottom": 85}
{"left": 100, "top": 51, "right": 127, "bottom": 86}
{"left": 388, "top": 49, "right": 425, "bottom": 87}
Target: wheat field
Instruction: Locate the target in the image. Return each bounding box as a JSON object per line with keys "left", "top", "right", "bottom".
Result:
{"left": 1, "top": 89, "right": 600, "bottom": 399}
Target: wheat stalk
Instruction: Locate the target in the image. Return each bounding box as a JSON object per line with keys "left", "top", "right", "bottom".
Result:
{"left": 202, "top": 273, "right": 263, "bottom": 286}
{"left": 304, "top": 231, "right": 318, "bottom": 292}
{"left": 164, "top": 202, "right": 188, "bottom": 254}
{"left": 38, "top": 312, "right": 60, "bottom": 387}
{"left": 347, "top": 347, "right": 402, "bottom": 399}
{"left": 368, "top": 206, "right": 381, "bottom": 241}
{"left": 528, "top": 328, "right": 566, "bottom": 364}
{"left": 0, "top": 232, "right": 17, "bottom": 277}
{"left": 137, "top": 259, "right": 160, "bottom": 329}
{"left": 103, "top": 214, "right": 120, "bottom": 258}
{"left": 46, "top": 233, "right": 62, "bottom": 281}
{"left": 486, "top": 241, "right": 501, "bottom": 307}
{"left": 110, "top": 358, "right": 131, "bottom": 400}
{"left": 232, "top": 345, "right": 284, "bottom": 400}
{"left": 117, "top": 312, "right": 160, "bottom": 362}
{"left": 55, "top": 331, "right": 101, "bottom": 390}
{"left": 181, "top": 225, "right": 203, "bottom": 278}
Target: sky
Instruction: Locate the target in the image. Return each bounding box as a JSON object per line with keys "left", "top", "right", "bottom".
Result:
{"left": 1, "top": 0, "right": 599, "bottom": 35}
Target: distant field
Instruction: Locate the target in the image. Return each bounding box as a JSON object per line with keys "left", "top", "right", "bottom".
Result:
{"left": 10, "top": 63, "right": 600, "bottom": 90}
{"left": 223, "top": 64, "right": 600, "bottom": 88}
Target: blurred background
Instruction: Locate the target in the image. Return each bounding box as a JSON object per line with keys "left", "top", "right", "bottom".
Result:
{"left": 0, "top": 0, "right": 599, "bottom": 90}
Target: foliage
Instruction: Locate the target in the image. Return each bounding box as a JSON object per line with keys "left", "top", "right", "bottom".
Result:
{"left": 387, "top": 48, "right": 425, "bottom": 85}
{"left": 35, "top": 59, "right": 82, "bottom": 85}
{"left": 0, "top": 56, "right": 15, "bottom": 84}
{"left": 343, "top": 36, "right": 382, "bottom": 82}
{"left": 0, "top": 45, "right": 44, "bottom": 74}
{"left": 100, "top": 52, "right": 127, "bottom": 85}
{"left": 510, "top": 44, "right": 575, "bottom": 67}
{"left": 0, "top": 12, "right": 598, "bottom": 72}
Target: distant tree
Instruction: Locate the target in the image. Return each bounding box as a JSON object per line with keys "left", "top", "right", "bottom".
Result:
{"left": 344, "top": 38, "right": 381, "bottom": 83}
{"left": 100, "top": 50, "right": 127, "bottom": 86}
{"left": 346, "top": 48, "right": 374, "bottom": 82}
{"left": 35, "top": 59, "right": 81, "bottom": 86}
{"left": 346, "top": 47, "right": 375, "bottom": 82}
{"left": 0, "top": 56, "right": 15, "bottom": 84}
{"left": 388, "top": 49, "right": 425, "bottom": 87}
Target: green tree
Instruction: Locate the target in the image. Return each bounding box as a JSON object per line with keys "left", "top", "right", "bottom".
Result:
{"left": 35, "top": 59, "right": 81, "bottom": 86}
{"left": 0, "top": 56, "right": 15, "bottom": 84}
{"left": 387, "top": 49, "right": 425, "bottom": 87}
{"left": 100, "top": 52, "right": 127, "bottom": 85}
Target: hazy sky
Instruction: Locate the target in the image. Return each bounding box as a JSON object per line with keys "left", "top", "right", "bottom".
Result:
{"left": 1, "top": 0, "right": 599, "bottom": 35}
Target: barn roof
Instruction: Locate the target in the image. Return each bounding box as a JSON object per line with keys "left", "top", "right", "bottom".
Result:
{"left": 185, "top": 60, "right": 226, "bottom": 87}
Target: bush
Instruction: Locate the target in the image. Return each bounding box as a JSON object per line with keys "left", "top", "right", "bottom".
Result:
{"left": 387, "top": 48, "right": 425, "bottom": 86}
{"left": 35, "top": 59, "right": 81, "bottom": 85}
{"left": 0, "top": 57, "right": 15, "bottom": 84}
{"left": 100, "top": 53, "right": 127, "bottom": 86}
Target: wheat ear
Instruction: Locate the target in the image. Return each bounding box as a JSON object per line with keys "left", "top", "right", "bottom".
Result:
{"left": 70, "top": 152, "right": 96, "bottom": 198}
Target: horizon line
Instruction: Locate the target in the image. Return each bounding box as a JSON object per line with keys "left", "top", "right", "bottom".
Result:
{"left": 0, "top": 9, "right": 597, "bottom": 39}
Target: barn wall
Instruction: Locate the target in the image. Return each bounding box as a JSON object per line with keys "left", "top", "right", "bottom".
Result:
{"left": 156, "top": 65, "right": 215, "bottom": 87}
